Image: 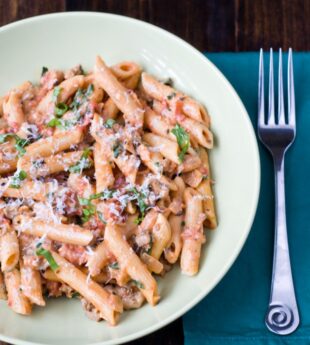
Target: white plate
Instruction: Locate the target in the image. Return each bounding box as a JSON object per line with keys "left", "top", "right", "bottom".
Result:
{"left": 0, "top": 12, "right": 260, "bottom": 345}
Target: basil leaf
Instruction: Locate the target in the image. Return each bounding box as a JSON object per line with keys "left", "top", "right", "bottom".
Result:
{"left": 10, "top": 170, "right": 27, "bottom": 189}
{"left": 108, "top": 262, "right": 119, "bottom": 270}
{"left": 36, "top": 247, "right": 59, "bottom": 271}
{"left": 55, "top": 103, "right": 68, "bottom": 117}
{"left": 112, "top": 141, "right": 122, "bottom": 158}
{"left": 41, "top": 66, "right": 48, "bottom": 76}
{"left": 52, "top": 86, "right": 62, "bottom": 103}
{"left": 171, "top": 124, "right": 190, "bottom": 163}
{"left": 167, "top": 92, "right": 176, "bottom": 100}
{"left": 104, "top": 119, "right": 116, "bottom": 129}
{"left": 47, "top": 118, "right": 63, "bottom": 128}
{"left": 131, "top": 280, "right": 145, "bottom": 289}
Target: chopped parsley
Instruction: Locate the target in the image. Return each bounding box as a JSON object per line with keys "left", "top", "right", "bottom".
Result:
{"left": 104, "top": 119, "right": 116, "bottom": 129}
{"left": 89, "top": 189, "right": 115, "bottom": 201}
{"left": 181, "top": 221, "right": 186, "bottom": 227}
{"left": 171, "top": 124, "right": 190, "bottom": 162}
{"left": 78, "top": 196, "right": 96, "bottom": 222}
{"left": 47, "top": 117, "right": 63, "bottom": 129}
{"left": 41, "top": 66, "right": 48, "bottom": 76}
{"left": 128, "top": 187, "right": 148, "bottom": 223}
{"left": 69, "top": 148, "right": 92, "bottom": 174}
{"left": 112, "top": 141, "right": 123, "bottom": 158}
{"left": 167, "top": 92, "right": 176, "bottom": 100}
{"left": 36, "top": 247, "right": 59, "bottom": 271}
{"left": 131, "top": 280, "right": 145, "bottom": 289}
{"left": 108, "top": 262, "right": 119, "bottom": 270}
{"left": 0, "top": 133, "right": 29, "bottom": 157}
{"left": 52, "top": 86, "right": 62, "bottom": 103}
{"left": 54, "top": 103, "right": 68, "bottom": 117}
{"left": 97, "top": 211, "right": 107, "bottom": 224}
{"left": 70, "top": 84, "right": 94, "bottom": 111}
{"left": 10, "top": 170, "right": 27, "bottom": 188}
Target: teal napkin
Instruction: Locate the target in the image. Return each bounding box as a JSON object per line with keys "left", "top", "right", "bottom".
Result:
{"left": 183, "top": 52, "right": 310, "bottom": 344}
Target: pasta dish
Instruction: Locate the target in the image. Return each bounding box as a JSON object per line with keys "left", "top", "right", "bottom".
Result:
{"left": 0, "top": 56, "right": 217, "bottom": 325}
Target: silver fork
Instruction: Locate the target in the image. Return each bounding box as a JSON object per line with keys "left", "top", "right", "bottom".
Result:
{"left": 258, "top": 48, "right": 300, "bottom": 335}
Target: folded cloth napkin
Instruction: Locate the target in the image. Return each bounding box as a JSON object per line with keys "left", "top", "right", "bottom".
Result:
{"left": 183, "top": 52, "right": 310, "bottom": 345}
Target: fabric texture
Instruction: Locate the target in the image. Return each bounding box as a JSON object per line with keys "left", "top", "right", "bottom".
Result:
{"left": 183, "top": 52, "right": 310, "bottom": 344}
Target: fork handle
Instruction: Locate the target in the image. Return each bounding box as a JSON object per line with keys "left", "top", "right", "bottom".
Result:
{"left": 265, "top": 153, "right": 300, "bottom": 335}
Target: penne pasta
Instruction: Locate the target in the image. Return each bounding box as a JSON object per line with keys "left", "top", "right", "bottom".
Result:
{"left": 180, "top": 188, "right": 206, "bottom": 276}
{"left": 197, "top": 148, "right": 217, "bottom": 229}
{"left": 0, "top": 228, "right": 19, "bottom": 272}
{"left": 14, "top": 216, "right": 93, "bottom": 246}
{"left": 105, "top": 223, "right": 160, "bottom": 306}
{"left": 150, "top": 213, "right": 172, "bottom": 260}
{"left": 20, "top": 263, "right": 45, "bottom": 306}
{"left": 52, "top": 252, "right": 122, "bottom": 325}
{"left": 143, "top": 133, "right": 179, "bottom": 164}
{"left": 94, "top": 56, "right": 144, "bottom": 128}
{"left": 87, "top": 241, "right": 110, "bottom": 276}
{"left": 5, "top": 269, "right": 32, "bottom": 315}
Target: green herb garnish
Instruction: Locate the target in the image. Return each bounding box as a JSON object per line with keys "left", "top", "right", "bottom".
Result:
{"left": 167, "top": 92, "right": 176, "bottom": 100}
{"left": 109, "top": 262, "right": 119, "bottom": 270}
{"left": 112, "top": 141, "right": 123, "bottom": 158}
{"left": 131, "top": 280, "right": 145, "bottom": 289}
{"left": 70, "top": 84, "right": 94, "bottom": 111}
{"left": 128, "top": 187, "right": 148, "bottom": 222}
{"left": 104, "top": 119, "right": 116, "bottom": 129}
{"left": 41, "top": 66, "right": 48, "bottom": 76}
{"left": 181, "top": 221, "right": 186, "bottom": 227}
{"left": 69, "top": 148, "right": 92, "bottom": 174}
{"left": 52, "top": 86, "right": 62, "bottom": 103}
{"left": 36, "top": 247, "right": 59, "bottom": 271}
{"left": 171, "top": 124, "right": 190, "bottom": 162}
{"left": 78, "top": 196, "right": 96, "bottom": 223}
{"left": 97, "top": 211, "right": 107, "bottom": 224}
{"left": 54, "top": 103, "right": 68, "bottom": 117}
{"left": 10, "top": 170, "right": 27, "bottom": 188}
{"left": 0, "top": 133, "right": 29, "bottom": 157}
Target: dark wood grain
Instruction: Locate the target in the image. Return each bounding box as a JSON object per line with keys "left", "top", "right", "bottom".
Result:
{"left": 0, "top": 1, "right": 309, "bottom": 344}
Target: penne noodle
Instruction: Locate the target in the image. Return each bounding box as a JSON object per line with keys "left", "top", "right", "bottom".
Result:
{"left": 111, "top": 61, "right": 141, "bottom": 81}
{"left": 140, "top": 252, "right": 163, "bottom": 274}
{"left": 3, "top": 90, "right": 25, "bottom": 129}
{"left": 180, "top": 188, "right": 205, "bottom": 276}
{"left": 20, "top": 263, "right": 45, "bottom": 306}
{"left": 182, "top": 169, "right": 203, "bottom": 188}
{"left": 19, "top": 127, "right": 84, "bottom": 161}
{"left": 144, "top": 107, "right": 175, "bottom": 141}
{"left": 22, "top": 151, "right": 85, "bottom": 177}
{"left": 5, "top": 269, "right": 32, "bottom": 315}
{"left": 143, "top": 133, "right": 179, "bottom": 164}
{"left": 14, "top": 216, "right": 93, "bottom": 246}
{"left": 52, "top": 252, "right": 122, "bottom": 325}
{"left": 164, "top": 214, "right": 183, "bottom": 264}
{"left": 94, "top": 56, "right": 144, "bottom": 128}
{"left": 1, "top": 180, "right": 57, "bottom": 201}
{"left": 141, "top": 72, "right": 210, "bottom": 124}
{"left": 87, "top": 241, "right": 110, "bottom": 276}
{"left": 150, "top": 214, "right": 172, "bottom": 260}
{"left": 197, "top": 148, "right": 217, "bottom": 229}
{"left": 0, "top": 228, "right": 19, "bottom": 272}
{"left": 94, "top": 142, "right": 115, "bottom": 192}
{"left": 177, "top": 115, "right": 213, "bottom": 149}
{"left": 105, "top": 223, "right": 160, "bottom": 306}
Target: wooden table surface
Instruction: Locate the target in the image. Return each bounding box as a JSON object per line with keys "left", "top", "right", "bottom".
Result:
{"left": 0, "top": 0, "right": 308, "bottom": 344}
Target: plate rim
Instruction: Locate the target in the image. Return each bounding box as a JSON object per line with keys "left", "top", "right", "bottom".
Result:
{"left": 0, "top": 11, "right": 261, "bottom": 345}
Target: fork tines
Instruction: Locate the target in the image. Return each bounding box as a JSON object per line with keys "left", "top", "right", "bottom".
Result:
{"left": 258, "top": 48, "right": 295, "bottom": 128}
